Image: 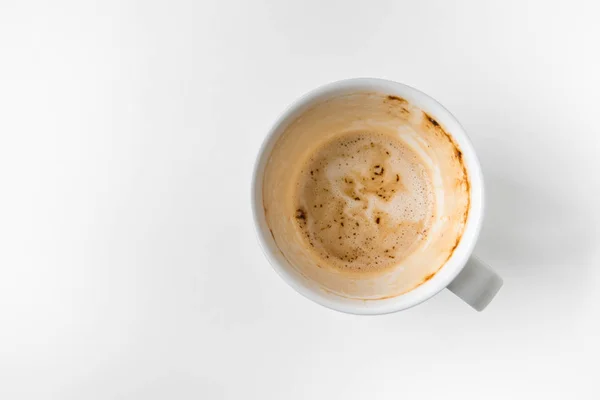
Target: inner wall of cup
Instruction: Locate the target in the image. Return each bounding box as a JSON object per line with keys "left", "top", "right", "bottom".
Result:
{"left": 261, "top": 91, "right": 470, "bottom": 300}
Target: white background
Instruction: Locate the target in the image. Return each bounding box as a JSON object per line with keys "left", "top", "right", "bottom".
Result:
{"left": 1, "top": 1, "right": 599, "bottom": 399}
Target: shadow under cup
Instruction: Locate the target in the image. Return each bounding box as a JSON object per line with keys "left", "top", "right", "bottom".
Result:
{"left": 253, "top": 80, "right": 484, "bottom": 314}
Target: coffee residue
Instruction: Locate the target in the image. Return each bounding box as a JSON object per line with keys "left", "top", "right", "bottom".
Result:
{"left": 292, "top": 131, "right": 435, "bottom": 274}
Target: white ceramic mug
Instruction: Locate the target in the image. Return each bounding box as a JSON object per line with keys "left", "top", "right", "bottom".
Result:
{"left": 252, "top": 78, "right": 502, "bottom": 314}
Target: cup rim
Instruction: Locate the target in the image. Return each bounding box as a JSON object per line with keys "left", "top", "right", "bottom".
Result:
{"left": 251, "top": 77, "right": 484, "bottom": 315}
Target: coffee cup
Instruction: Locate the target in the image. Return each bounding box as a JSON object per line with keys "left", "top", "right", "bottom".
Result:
{"left": 252, "top": 78, "right": 502, "bottom": 314}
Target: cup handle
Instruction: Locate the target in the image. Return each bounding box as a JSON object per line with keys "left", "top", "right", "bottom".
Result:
{"left": 447, "top": 256, "right": 503, "bottom": 311}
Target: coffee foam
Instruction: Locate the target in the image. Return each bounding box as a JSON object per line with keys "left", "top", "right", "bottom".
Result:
{"left": 293, "top": 131, "right": 434, "bottom": 275}
{"left": 262, "top": 92, "right": 470, "bottom": 298}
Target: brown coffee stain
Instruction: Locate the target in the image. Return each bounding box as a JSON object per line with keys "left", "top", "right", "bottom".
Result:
{"left": 384, "top": 94, "right": 410, "bottom": 118}
{"left": 421, "top": 112, "right": 470, "bottom": 198}
{"left": 295, "top": 208, "right": 306, "bottom": 221}
{"left": 450, "top": 236, "right": 461, "bottom": 253}
{"left": 422, "top": 272, "right": 436, "bottom": 283}
{"left": 454, "top": 147, "right": 463, "bottom": 161}
{"left": 386, "top": 95, "right": 407, "bottom": 103}
{"left": 422, "top": 113, "right": 460, "bottom": 160}
{"left": 418, "top": 111, "right": 471, "bottom": 285}
{"left": 424, "top": 113, "right": 440, "bottom": 127}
